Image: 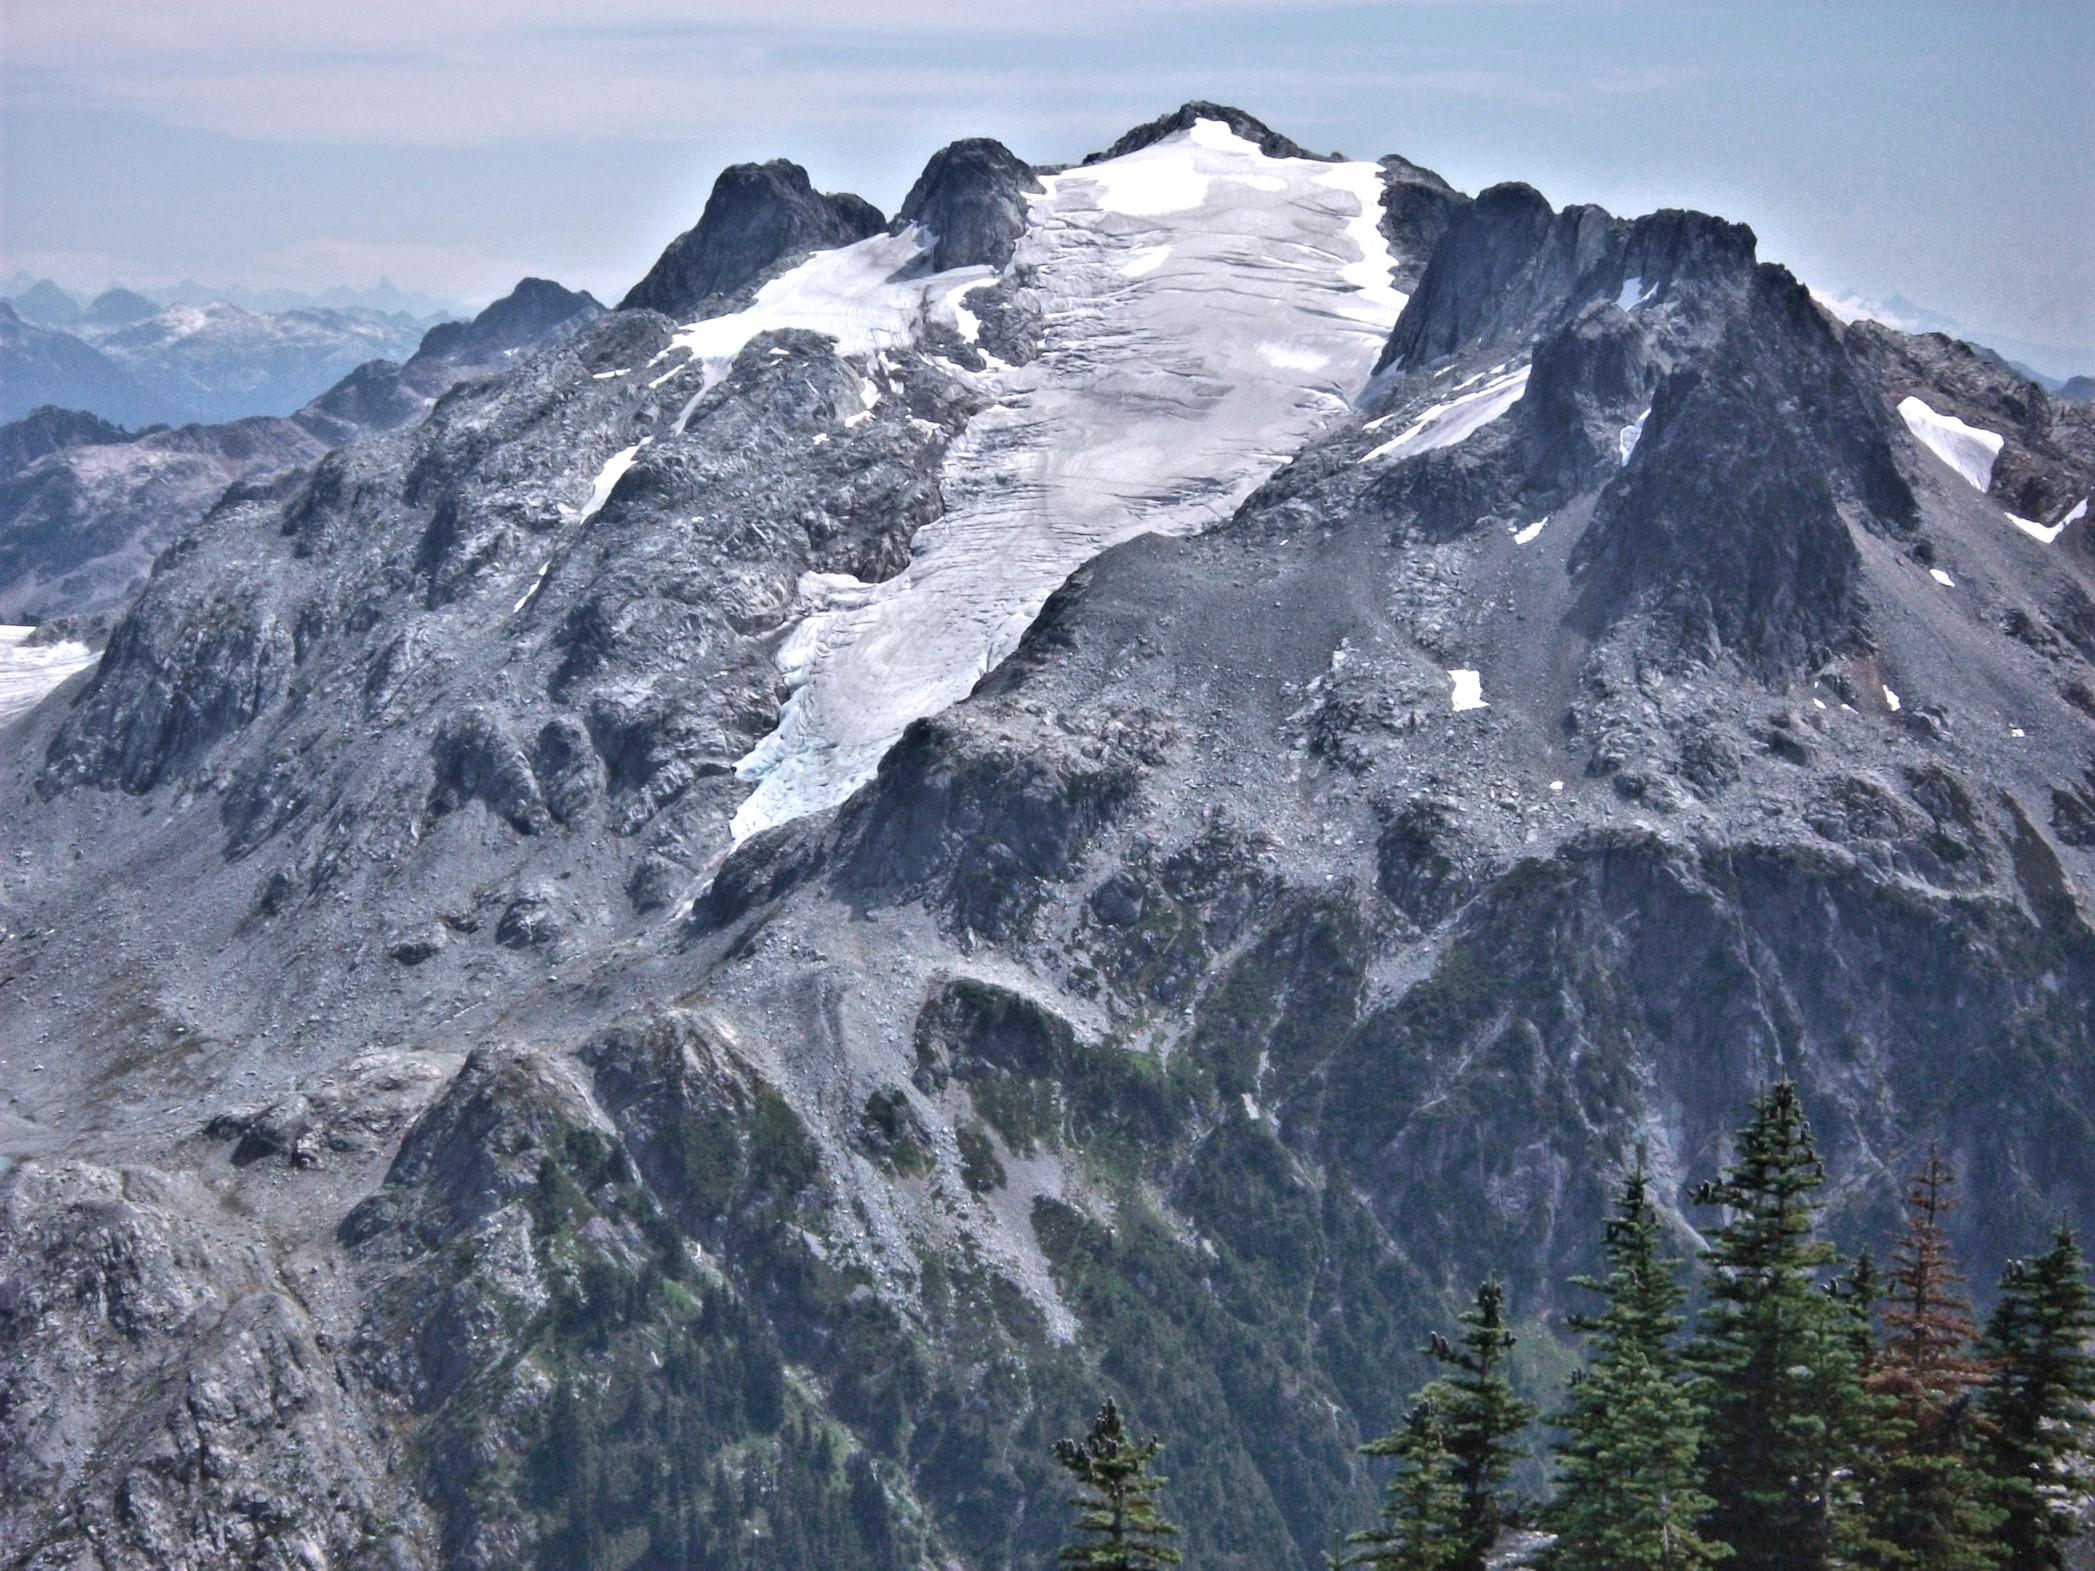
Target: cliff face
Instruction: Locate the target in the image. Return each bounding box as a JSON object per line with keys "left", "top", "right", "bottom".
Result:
{"left": 0, "top": 107, "right": 2090, "bottom": 1571}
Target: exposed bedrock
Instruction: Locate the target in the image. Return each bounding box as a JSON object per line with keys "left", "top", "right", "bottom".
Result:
{"left": 619, "top": 160, "right": 886, "bottom": 320}
{"left": 1569, "top": 264, "right": 1916, "bottom": 676}
{"left": 891, "top": 138, "right": 1042, "bottom": 273}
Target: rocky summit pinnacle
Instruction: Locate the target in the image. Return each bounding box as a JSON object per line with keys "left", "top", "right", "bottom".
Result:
{"left": 892, "top": 138, "right": 1043, "bottom": 273}
{"left": 0, "top": 101, "right": 2092, "bottom": 1571}
{"left": 619, "top": 158, "right": 886, "bottom": 319}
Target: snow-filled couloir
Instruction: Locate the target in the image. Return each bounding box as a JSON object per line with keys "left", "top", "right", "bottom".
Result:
{"left": 721, "top": 119, "right": 1409, "bottom": 838}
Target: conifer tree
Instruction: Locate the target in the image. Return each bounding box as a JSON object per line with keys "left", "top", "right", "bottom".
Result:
{"left": 1425, "top": 1278, "right": 1537, "bottom": 1571}
{"left": 1053, "top": 1399, "right": 1183, "bottom": 1571}
{"left": 1545, "top": 1168, "right": 1726, "bottom": 1571}
{"left": 1336, "top": 1402, "right": 1467, "bottom": 1571}
{"left": 1856, "top": 1146, "right": 2001, "bottom": 1570}
{"left": 1976, "top": 1228, "right": 2095, "bottom": 1571}
{"left": 1689, "top": 1080, "right": 1878, "bottom": 1571}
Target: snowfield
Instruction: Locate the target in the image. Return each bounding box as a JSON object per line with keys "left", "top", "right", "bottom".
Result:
{"left": 728, "top": 119, "right": 1411, "bottom": 838}
{"left": 0, "top": 627, "right": 98, "bottom": 727}
{"left": 1897, "top": 395, "right": 2003, "bottom": 492}
{"left": 1358, "top": 366, "right": 1529, "bottom": 466}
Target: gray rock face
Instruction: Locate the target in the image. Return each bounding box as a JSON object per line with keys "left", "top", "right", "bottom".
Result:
{"left": 619, "top": 160, "right": 885, "bottom": 319}
{"left": 1570, "top": 264, "right": 1915, "bottom": 676}
{"left": 0, "top": 106, "right": 2091, "bottom": 1571}
{"left": 0, "top": 281, "right": 601, "bottom": 624}
{"left": 293, "top": 276, "right": 603, "bottom": 447}
{"left": 892, "top": 138, "right": 1042, "bottom": 273}
{"left": 1376, "top": 154, "right": 1472, "bottom": 293}
{"left": 0, "top": 414, "right": 326, "bottom": 621}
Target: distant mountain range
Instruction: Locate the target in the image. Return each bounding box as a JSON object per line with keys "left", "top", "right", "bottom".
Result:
{"left": 1812, "top": 287, "right": 2094, "bottom": 396}
{"left": 0, "top": 277, "right": 602, "bottom": 621}
{"left": 0, "top": 280, "right": 457, "bottom": 428}
{"left": 2, "top": 271, "right": 470, "bottom": 324}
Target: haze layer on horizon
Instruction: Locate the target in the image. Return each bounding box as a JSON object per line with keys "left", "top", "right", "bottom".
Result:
{"left": 4, "top": 0, "right": 2089, "bottom": 369}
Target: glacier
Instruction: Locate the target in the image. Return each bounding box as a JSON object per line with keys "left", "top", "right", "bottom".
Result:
{"left": 0, "top": 627, "right": 98, "bottom": 728}
{"left": 727, "top": 119, "right": 1409, "bottom": 839}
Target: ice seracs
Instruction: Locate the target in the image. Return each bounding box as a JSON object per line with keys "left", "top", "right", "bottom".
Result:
{"left": 0, "top": 626, "right": 98, "bottom": 727}
{"left": 729, "top": 118, "right": 1411, "bottom": 839}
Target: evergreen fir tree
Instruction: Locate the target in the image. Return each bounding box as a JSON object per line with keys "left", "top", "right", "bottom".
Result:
{"left": 1545, "top": 1168, "right": 1726, "bottom": 1571}
{"left": 1857, "top": 1146, "right": 2001, "bottom": 1571}
{"left": 1976, "top": 1228, "right": 2095, "bottom": 1571}
{"left": 1424, "top": 1278, "right": 1537, "bottom": 1571}
{"left": 1336, "top": 1402, "right": 1467, "bottom": 1571}
{"left": 1689, "top": 1080, "right": 1879, "bottom": 1571}
{"left": 1052, "top": 1399, "right": 1183, "bottom": 1571}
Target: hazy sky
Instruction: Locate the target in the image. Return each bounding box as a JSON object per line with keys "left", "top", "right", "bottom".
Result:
{"left": 4, "top": 1, "right": 2090, "bottom": 363}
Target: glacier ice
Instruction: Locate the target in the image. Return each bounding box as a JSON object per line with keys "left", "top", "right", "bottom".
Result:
{"left": 728, "top": 120, "right": 1410, "bottom": 839}
{"left": 0, "top": 626, "right": 98, "bottom": 728}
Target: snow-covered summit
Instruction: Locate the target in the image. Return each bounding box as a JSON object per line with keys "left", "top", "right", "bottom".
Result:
{"left": 714, "top": 117, "right": 1410, "bottom": 837}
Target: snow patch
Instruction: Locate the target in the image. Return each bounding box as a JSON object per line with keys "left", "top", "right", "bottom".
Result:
{"left": 943, "top": 279, "right": 994, "bottom": 343}
{"left": 574, "top": 442, "right": 646, "bottom": 524}
{"left": 1359, "top": 366, "right": 1529, "bottom": 465}
{"left": 1511, "top": 516, "right": 1550, "bottom": 545}
{"left": 1882, "top": 685, "right": 1902, "bottom": 712}
{"left": 1896, "top": 395, "right": 2003, "bottom": 492}
{"left": 1117, "top": 245, "right": 1171, "bottom": 279}
{"left": 1929, "top": 567, "right": 1956, "bottom": 587}
{"left": 1616, "top": 276, "right": 1650, "bottom": 310}
{"left": 731, "top": 121, "right": 1410, "bottom": 837}
{"left": 1261, "top": 343, "right": 1331, "bottom": 373}
{"left": 513, "top": 559, "right": 554, "bottom": 614}
{"left": 1619, "top": 408, "right": 1650, "bottom": 464}
{"left": 0, "top": 627, "right": 98, "bottom": 727}
{"left": 1448, "top": 669, "right": 1487, "bottom": 711}
{"left": 2004, "top": 496, "right": 2086, "bottom": 545}
{"left": 657, "top": 231, "right": 996, "bottom": 397}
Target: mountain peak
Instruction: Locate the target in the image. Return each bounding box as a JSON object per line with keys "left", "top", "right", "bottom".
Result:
{"left": 619, "top": 159, "right": 885, "bottom": 320}
{"left": 1083, "top": 101, "right": 1333, "bottom": 165}
{"left": 892, "top": 138, "right": 1042, "bottom": 273}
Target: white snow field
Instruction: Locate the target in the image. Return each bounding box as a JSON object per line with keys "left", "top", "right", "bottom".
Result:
{"left": 2005, "top": 496, "right": 2088, "bottom": 546}
{"left": 0, "top": 626, "right": 98, "bottom": 727}
{"left": 727, "top": 119, "right": 1410, "bottom": 838}
{"left": 1897, "top": 395, "right": 2003, "bottom": 492}
{"left": 1357, "top": 366, "right": 1529, "bottom": 466}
